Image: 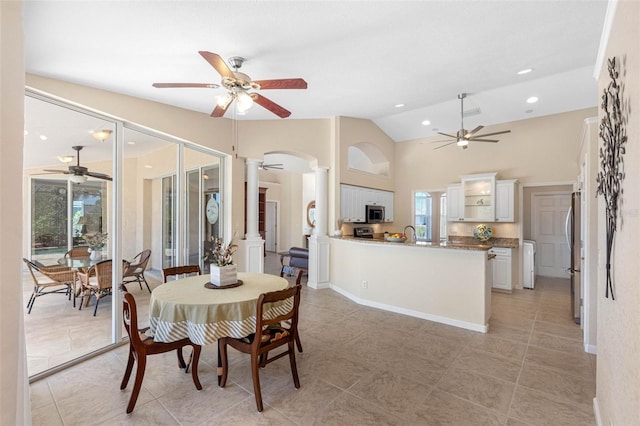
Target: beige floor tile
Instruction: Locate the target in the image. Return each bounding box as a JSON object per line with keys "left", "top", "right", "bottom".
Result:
{"left": 95, "top": 399, "right": 179, "bottom": 425}
{"left": 298, "top": 351, "right": 374, "bottom": 390}
{"left": 506, "top": 417, "right": 536, "bottom": 426}
{"left": 29, "top": 379, "right": 54, "bottom": 410}
{"left": 412, "top": 390, "right": 506, "bottom": 425}
{"left": 518, "top": 363, "right": 595, "bottom": 408}
{"left": 529, "top": 331, "right": 584, "bottom": 354}
{"left": 313, "top": 392, "right": 405, "bottom": 425}
{"left": 451, "top": 347, "right": 523, "bottom": 383}
{"left": 524, "top": 345, "right": 594, "bottom": 381}
{"left": 376, "top": 350, "right": 447, "bottom": 386}
{"left": 31, "top": 403, "right": 63, "bottom": 426}
{"left": 488, "top": 320, "right": 533, "bottom": 342}
{"left": 534, "top": 320, "right": 582, "bottom": 341}
{"left": 468, "top": 334, "right": 528, "bottom": 364}
{"left": 348, "top": 369, "right": 431, "bottom": 418}
{"left": 209, "top": 397, "right": 297, "bottom": 425}
{"left": 436, "top": 368, "right": 515, "bottom": 414}
{"left": 509, "top": 386, "right": 595, "bottom": 426}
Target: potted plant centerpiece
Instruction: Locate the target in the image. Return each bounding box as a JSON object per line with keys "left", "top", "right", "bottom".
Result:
{"left": 83, "top": 232, "right": 108, "bottom": 260}
{"left": 203, "top": 236, "right": 238, "bottom": 286}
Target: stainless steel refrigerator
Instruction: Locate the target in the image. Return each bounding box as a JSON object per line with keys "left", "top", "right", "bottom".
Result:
{"left": 565, "top": 191, "right": 581, "bottom": 324}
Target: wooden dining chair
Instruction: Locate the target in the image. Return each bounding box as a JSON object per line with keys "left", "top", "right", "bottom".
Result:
{"left": 122, "top": 249, "right": 152, "bottom": 292}
{"left": 162, "top": 265, "right": 201, "bottom": 283}
{"left": 23, "top": 258, "right": 76, "bottom": 314}
{"left": 120, "top": 292, "right": 202, "bottom": 413}
{"left": 218, "top": 284, "right": 302, "bottom": 412}
{"left": 77, "top": 259, "right": 114, "bottom": 316}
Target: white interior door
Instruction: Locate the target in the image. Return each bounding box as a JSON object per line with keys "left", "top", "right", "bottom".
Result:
{"left": 533, "top": 193, "right": 571, "bottom": 278}
{"left": 265, "top": 201, "right": 277, "bottom": 252}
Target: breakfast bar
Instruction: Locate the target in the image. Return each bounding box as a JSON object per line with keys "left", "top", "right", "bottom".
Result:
{"left": 329, "top": 236, "right": 493, "bottom": 332}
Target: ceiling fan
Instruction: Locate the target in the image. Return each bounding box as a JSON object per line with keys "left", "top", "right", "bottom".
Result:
{"left": 258, "top": 161, "right": 283, "bottom": 171}
{"left": 433, "top": 93, "right": 511, "bottom": 150}
{"left": 44, "top": 146, "right": 113, "bottom": 183}
{"left": 153, "top": 51, "right": 307, "bottom": 119}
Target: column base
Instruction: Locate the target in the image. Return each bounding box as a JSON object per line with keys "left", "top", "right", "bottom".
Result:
{"left": 236, "top": 237, "right": 264, "bottom": 273}
{"left": 307, "top": 234, "right": 330, "bottom": 289}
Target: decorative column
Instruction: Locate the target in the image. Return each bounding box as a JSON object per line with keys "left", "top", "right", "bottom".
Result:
{"left": 237, "top": 158, "right": 264, "bottom": 273}
{"left": 308, "top": 166, "right": 330, "bottom": 289}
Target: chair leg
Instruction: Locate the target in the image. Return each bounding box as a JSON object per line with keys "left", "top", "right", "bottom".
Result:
{"left": 26, "top": 292, "right": 36, "bottom": 314}
{"left": 93, "top": 295, "right": 100, "bottom": 316}
{"left": 250, "top": 352, "right": 264, "bottom": 412}
{"left": 296, "top": 270, "right": 304, "bottom": 285}
{"left": 295, "top": 333, "right": 304, "bottom": 353}
{"left": 176, "top": 348, "right": 186, "bottom": 369}
{"left": 141, "top": 274, "right": 151, "bottom": 293}
{"left": 190, "top": 345, "right": 203, "bottom": 390}
{"left": 217, "top": 339, "right": 228, "bottom": 387}
{"left": 126, "top": 354, "right": 147, "bottom": 414}
{"left": 288, "top": 341, "right": 301, "bottom": 389}
{"left": 185, "top": 349, "right": 194, "bottom": 373}
{"left": 120, "top": 345, "right": 135, "bottom": 389}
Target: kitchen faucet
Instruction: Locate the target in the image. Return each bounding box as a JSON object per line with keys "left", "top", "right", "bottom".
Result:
{"left": 403, "top": 225, "right": 416, "bottom": 241}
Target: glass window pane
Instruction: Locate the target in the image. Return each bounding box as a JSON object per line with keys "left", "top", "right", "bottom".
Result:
{"left": 31, "top": 179, "right": 68, "bottom": 263}
{"left": 414, "top": 192, "right": 432, "bottom": 241}
{"left": 440, "top": 193, "right": 448, "bottom": 242}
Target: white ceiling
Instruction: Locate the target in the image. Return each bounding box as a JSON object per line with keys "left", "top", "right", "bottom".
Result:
{"left": 24, "top": 1, "right": 607, "bottom": 147}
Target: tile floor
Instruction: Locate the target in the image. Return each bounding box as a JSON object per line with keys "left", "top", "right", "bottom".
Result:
{"left": 28, "top": 253, "right": 596, "bottom": 425}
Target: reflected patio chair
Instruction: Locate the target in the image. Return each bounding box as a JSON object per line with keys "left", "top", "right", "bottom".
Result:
{"left": 120, "top": 292, "right": 202, "bottom": 413}
{"left": 23, "top": 258, "right": 76, "bottom": 314}
{"left": 77, "top": 259, "right": 114, "bottom": 316}
{"left": 218, "top": 284, "right": 302, "bottom": 412}
{"left": 64, "top": 247, "right": 90, "bottom": 258}
{"left": 122, "top": 249, "right": 152, "bottom": 293}
{"left": 162, "top": 265, "right": 201, "bottom": 283}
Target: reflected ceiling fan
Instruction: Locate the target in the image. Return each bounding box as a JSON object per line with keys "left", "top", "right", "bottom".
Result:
{"left": 433, "top": 93, "right": 511, "bottom": 150}
{"left": 44, "top": 146, "right": 112, "bottom": 183}
{"left": 259, "top": 161, "right": 284, "bottom": 171}
{"left": 153, "top": 51, "right": 307, "bottom": 118}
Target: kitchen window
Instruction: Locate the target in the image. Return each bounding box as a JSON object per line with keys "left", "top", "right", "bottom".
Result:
{"left": 413, "top": 191, "right": 446, "bottom": 242}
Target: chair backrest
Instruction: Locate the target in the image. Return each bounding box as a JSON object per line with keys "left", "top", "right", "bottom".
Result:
{"left": 65, "top": 247, "right": 90, "bottom": 258}
{"left": 23, "top": 257, "right": 75, "bottom": 284}
{"left": 254, "top": 284, "right": 302, "bottom": 347}
{"left": 122, "top": 292, "right": 142, "bottom": 348}
{"left": 123, "top": 249, "right": 152, "bottom": 277}
{"left": 89, "top": 259, "right": 114, "bottom": 290}
{"left": 23, "top": 258, "right": 41, "bottom": 284}
{"left": 162, "top": 265, "right": 201, "bottom": 283}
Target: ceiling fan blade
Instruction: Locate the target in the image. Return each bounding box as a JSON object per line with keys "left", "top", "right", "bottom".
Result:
{"left": 261, "top": 163, "right": 284, "bottom": 170}
{"left": 429, "top": 139, "right": 458, "bottom": 144}
{"left": 433, "top": 141, "right": 458, "bottom": 150}
{"left": 437, "top": 132, "right": 457, "bottom": 138}
{"left": 199, "top": 51, "right": 235, "bottom": 79}
{"left": 473, "top": 130, "right": 511, "bottom": 138}
{"left": 253, "top": 79, "right": 308, "bottom": 90}
{"left": 152, "top": 83, "right": 219, "bottom": 89}
{"left": 465, "top": 125, "right": 484, "bottom": 138}
{"left": 252, "top": 93, "right": 291, "bottom": 118}
{"left": 210, "top": 103, "right": 229, "bottom": 118}
{"left": 43, "top": 169, "right": 71, "bottom": 174}
{"left": 469, "top": 139, "right": 499, "bottom": 143}
{"left": 85, "top": 171, "right": 113, "bottom": 181}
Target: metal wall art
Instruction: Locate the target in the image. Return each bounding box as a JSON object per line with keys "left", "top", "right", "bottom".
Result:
{"left": 596, "top": 56, "right": 627, "bottom": 300}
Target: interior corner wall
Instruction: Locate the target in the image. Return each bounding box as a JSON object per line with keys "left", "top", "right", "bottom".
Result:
{"left": 0, "top": 1, "right": 31, "bottom": 424}
{"left": 594, "top": 1, "right": 640, "bottom": 424}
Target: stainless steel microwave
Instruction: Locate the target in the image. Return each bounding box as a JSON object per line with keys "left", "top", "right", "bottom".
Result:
{"left": 366, "top": 204, "right": 385, "bottom": 223}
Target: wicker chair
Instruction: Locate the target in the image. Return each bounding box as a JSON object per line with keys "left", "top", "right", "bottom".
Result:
{"left": 78, "top": 259, "right": 114, "bottom": 316}
{"left": 23, "top": 258, "right": 76, "bottom": 314}
{"left": 122, "top": 249, "right": 152, "bottom": 292}
{"left": 64, "top": 247, "right": 90, "bottom": 258}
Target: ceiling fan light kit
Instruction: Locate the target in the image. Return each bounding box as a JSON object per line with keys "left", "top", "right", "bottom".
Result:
{"left": 92, "top": 129, "right": 112, "bottom": 142}
{"left": 432, "top": 93, "right": 511, "bottom": 150}
{"left": 43, "top": 145, "right": 113, "bottom": 183}
{"left": 69, "top": 174, "right": 88, "bottom": 184}
{"left": 153, "top": 51, "right": 307, "bottom": 119}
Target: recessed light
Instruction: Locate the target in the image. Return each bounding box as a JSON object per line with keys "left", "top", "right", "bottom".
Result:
{"left": 395, "top": 103, "right": 405, "bottom": 108}
{"left": 39, "top": 134, "right": 47, "bottom": 141}
{"left": 421, "top": 120, "right": 431, "bottom": 126}
{"left": 127, "top": 141, "right": 136, "bottom": 145}
{"left": 526, "top": 96, "right": 539, "bottom": 104}
{"left": 518, "top": 68, "right": 534, "bottom": 75}
{"left": 144, "top": 165, "right": 153, "bottom": 169}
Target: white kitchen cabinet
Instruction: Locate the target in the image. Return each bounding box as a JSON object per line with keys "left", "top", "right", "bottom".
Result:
{"left": 462, "top": 173, "right": 496, "bottom": 221}
{"left": 489, "top": 247, "right": 512, "bottom": 291}
{"left": 446, "top": 184, "right": 463, "bottom": 221}
{"left": 340, "top": 184, "right": 394, "bottom": 223}
{"left": 495, "top": 179, "right": 517, "bottom": 222}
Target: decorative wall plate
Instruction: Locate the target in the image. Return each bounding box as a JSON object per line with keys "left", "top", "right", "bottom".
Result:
{"left": 473, "top": 224, "right": 492, "bottom": 241}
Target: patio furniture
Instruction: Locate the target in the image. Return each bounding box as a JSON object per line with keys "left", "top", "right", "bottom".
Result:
{"left": 279, "top": 247, "right": 308, "bottom": 285}
{"left": 122, "top": 249, "right": 152, "bottom": 292}
{"left": 64, "top": 247, "right": 90, "bottom": 258}
{"left": 77, "top": 259, "right": 114, "bottom": 316}
{"left": 162, "top": 265, "right": 201, "bottom": 283}
{"left": 23, "top": 258, "right": 76, "bottom": 314}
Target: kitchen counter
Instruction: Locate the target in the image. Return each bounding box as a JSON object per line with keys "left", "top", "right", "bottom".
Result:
{"left": 335, "top": 235, "right": 518, "bottom": 250}
{"left": 329, "top": 237, "right": 492, "bottom": 333}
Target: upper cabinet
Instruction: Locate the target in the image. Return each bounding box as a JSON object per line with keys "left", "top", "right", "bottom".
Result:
{"left": 447, "top": 173, "right": 517, "bottom": 222}
{"left": 340, "top": 184, "right": 394, "bottom": 223}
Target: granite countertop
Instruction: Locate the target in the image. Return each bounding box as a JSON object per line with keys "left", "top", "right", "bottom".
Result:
{"left": 333, "top": 235, "right": 519, "bottom": 251}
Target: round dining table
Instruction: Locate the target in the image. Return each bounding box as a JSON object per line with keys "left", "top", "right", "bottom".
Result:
{"left": 148, "top": 272, "right": 290, "bottom": 345}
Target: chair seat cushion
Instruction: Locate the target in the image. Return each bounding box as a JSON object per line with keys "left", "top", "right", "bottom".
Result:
{"left": 240, "top": 325, "right": 290, "bottom": 345}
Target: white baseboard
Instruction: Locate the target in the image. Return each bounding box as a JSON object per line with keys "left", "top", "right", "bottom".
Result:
{"left": 585, "top": 343, "right": 597, "bottom": 355}
{"left": 593, "top": 397, "right": 602, "bottom": 426}
{"left": 329, "top": 284, "right": 488, "bottom": 333}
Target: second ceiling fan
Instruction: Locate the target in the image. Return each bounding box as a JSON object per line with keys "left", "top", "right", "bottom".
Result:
{"left": 433, "top": 93, "right": 511, "bottom": 150}
{"left": 153, "top": 51, "right": 307, "bottom": 118}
